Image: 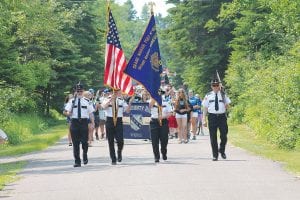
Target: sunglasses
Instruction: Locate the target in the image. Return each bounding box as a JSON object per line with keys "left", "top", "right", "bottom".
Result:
{"left": 77, "top": 90, "right": 83, "bottom": 93}
{"left": 212, "top": 84, "right": 219, "bottom": 87}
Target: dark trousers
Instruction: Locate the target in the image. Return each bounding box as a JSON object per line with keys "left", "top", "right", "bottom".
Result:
{"left": 105, "top": 117, "right": 124, "bottom": 162}
{"left": 70, "top": 119, "right": 89, "bottom": 164}
{"left": 150, "top": 119, "right": 169, "bottom": 160}
{"left": 208, "top": 113, "right": 228, "bottom": 158}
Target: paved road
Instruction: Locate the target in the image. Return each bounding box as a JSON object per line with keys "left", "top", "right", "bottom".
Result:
{"left": 1, "top": 132, "right": 299, "bottom": 200}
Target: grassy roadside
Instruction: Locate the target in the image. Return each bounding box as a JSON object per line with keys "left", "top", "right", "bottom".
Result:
{"left": 0, "top": 123, "right": 67, "bottom": 190}
{"left": 0, "top": 123, "right": 67, "bottom": 157}
{"left": 229, "top": 124, "right": 300, "bottom": 176}
{"left": 0, "top": 161, "right": 26, "bottom": 190}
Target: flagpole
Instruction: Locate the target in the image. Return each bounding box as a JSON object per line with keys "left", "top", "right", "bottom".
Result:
{"left": 106, "top": 0, "right": 110, "bottom": 36}
{"left": 148, "top": 2, "right": 155, "bottom": 15}
{"left": 148, "top": 2, "right": 162, "bottom": 126}
{"left": 106, "top": 1, "right": 117, "bottom": 127}
{"left": 112, "top": 89, "right": 118, "bottom": 127}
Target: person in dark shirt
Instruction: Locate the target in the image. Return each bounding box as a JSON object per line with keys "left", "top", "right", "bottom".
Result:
{"left": 174, "top": 88, "right": 191, "bottom": 143}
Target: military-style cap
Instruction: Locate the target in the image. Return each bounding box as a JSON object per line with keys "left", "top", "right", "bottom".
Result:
{"left": 75, "top": 82, "right": 84, "bottom": 91}
{"left": 211, "top": 70, "right": 221, "bottom": 85}
{"left": 211, "top": 79, "right": 220, "bottom": 85}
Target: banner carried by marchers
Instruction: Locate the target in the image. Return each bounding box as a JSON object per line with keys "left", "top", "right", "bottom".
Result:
{"left": 124, "top": 13, "right": 163, "bottom": 105}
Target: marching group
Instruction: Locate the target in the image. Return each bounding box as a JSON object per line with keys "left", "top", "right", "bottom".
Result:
{"left": 63, "top": 78, "right": 231, "bottom": 167}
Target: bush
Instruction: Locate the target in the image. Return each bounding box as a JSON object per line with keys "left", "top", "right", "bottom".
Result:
{"left": 229, "top": 55, "right": 299, "bottom": 149}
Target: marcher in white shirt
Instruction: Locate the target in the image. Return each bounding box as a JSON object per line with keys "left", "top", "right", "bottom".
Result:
{"left": 101, "top": 89, "right": 131, "bottom": 165}
{"left": 202, "top": 78, "right": 231, "bottom": 161}
{"left": 149, "top": 96, "right": 172, "bottom": 163}
{"left": 64, "top": 82, "right": 95, "bottom": 167}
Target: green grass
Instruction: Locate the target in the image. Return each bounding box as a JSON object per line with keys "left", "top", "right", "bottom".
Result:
{"left": 229, "top": 124, "right": 300, "bottom": 176}
{"left": 0, "top": 161, "right": 27, "bottom": 190}
{"left": 0, "top": 123, "right": 68, "bottom": 191}
{"left": 0, "top": 123, "right": 67, "bottom": 157}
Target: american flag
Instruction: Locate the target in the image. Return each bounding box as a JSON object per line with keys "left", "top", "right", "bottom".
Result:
{"left": 104, "top": 9, "right": 133, "bottom": 95}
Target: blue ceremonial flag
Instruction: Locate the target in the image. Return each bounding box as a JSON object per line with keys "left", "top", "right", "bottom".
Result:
{"left": 124, "top": 14, "right": 162, "bottom": 105}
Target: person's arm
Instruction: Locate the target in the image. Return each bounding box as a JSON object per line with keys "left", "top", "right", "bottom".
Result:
{"left": 101, "top": 96, "right": 114, "bottom": 109}
{"left": 89, "top": 113, "right": 95, "bottom": 127}
{"left": 125, "top": 97, "right": 133, "bottom": 113}
{"left": 202, "top": 107, "right": 208, "bottom": 127}
{"left": 63, "top": 100, "right": 73, "bottom": 117}
{"left": 225, "top": 95, "right": 231, "bottom": 110}
{"left": 149, "top": 98, "right": 156, "bottom": 108}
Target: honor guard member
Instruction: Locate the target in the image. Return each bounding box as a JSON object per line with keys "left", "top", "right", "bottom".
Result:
{"left": 64, "top": 82, "right": 95, "bottom": 167}
{"left": 101, "top": 89, "right": 131, "bottom": 165}
{"left": 149, "top": 94, "right": 172, "bottom": 163}
{"left": 202, "top": 78, "right": 231, "bottom": 161}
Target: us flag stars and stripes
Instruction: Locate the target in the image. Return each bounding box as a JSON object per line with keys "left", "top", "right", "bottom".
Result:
{"left": 104, "top": 9, "right": 133, "bottom": 95}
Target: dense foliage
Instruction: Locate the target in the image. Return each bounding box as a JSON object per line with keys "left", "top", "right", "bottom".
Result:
{"left": 0, "top": 0, "right": 145, "bottom": 144}
{"left": 0, "top": 0, "right": 145, "bottom": 115}
{"left": 219, "top": 0, "right": 300, "bottom": 149}
{"left": 162, "top": 0, "right": 233, "bottom": 93}
{"left": 162, "top": 0, "right": 299, "bottom": 149}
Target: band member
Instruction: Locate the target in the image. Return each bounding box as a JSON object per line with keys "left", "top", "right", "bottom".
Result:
{"left": 64, "top": 82, "right": 95, "bottom": 167}
{"left": 149, "top": 96, "right": 172, "bottom": 163}
{"left": 101, "top": 89, "right": 131, "bottom": 165}
{"left": 202, "top": 78, "right": 231, "bottom": 161}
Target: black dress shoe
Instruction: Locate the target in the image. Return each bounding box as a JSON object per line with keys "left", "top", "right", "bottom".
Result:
{"left": 111, "top": 161, "right": 117, "bottom": 165}
{"left": 212, "top": 157, "right": 218, "bottom": 161}
{"left": 117, "top": 151, "right": 122, "bottom": 162}
{"left": 155, "top": 158, "right": 159, "bottom": 163}
{"left": 221, "top": 153, "right": 227, "bottom": 159}
{"left": 83, "top": 159, "right": 88, "bottom": 165}
{"left": 73, "top": 163, "right": 81, "bottom": 167}
{"left": 162, "top": 154, "right": 167, "bottom": 161}
{"left": 83, "top": 154, "right": 88, "bottom": 164}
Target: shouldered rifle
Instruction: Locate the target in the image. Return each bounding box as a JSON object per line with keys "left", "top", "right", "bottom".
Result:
{"left": 216, "top": 70, "right": 226, "bottom": 105}
{"left": 70, "top": 93, "right": 77, "bottom": 116}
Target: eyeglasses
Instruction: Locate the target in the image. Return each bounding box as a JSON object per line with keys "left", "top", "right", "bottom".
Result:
{"left": 212, "top": 85, "right": 219, "bottom": 87}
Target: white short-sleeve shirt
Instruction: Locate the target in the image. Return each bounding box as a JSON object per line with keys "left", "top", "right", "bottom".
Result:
{"left": 103, "top": 97, "right": 128, "bottom": 117}
{"left": 65, "top": 97, "right": 95, "bottom": 119}
{"left": 202, "top": 91, "right": 231, "bottom": 114}
{"left": 150, "top": 100, "right": 172, "bottom": 119}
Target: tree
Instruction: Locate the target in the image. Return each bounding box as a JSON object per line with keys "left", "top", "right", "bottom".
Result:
{"left": 162, "top": 0, "right": 232, "bottom": 93}
{"left": 219, "top": 0, "right": 300, "bottom": 149}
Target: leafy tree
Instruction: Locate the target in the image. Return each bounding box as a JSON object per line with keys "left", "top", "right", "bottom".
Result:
{"left": 162, "top": 0, "right": 233, "bottom": 94}
{"left": 219, "top": 0, "right": 300, "bottom": 149}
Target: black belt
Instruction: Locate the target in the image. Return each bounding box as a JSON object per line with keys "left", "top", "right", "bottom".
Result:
{"left": 208, "top": 113, "right": 226, "bottom": 116}
{"left": 151, "top": 118, "right": 168, "bottom": 121}
{"left": 71, "top": 118, "right": 88, "bottom": 122}
{"left": 106, "top": 117, "right": 122, "bottom": 119}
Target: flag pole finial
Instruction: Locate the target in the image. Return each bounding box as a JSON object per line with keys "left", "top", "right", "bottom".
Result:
{"left": 148, "top": 2, "right": 155, "bottom": 15}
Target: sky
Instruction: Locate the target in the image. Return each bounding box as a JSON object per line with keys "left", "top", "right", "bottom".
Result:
{"left": 115, "top": 0, "right": 174, "bottom": 17}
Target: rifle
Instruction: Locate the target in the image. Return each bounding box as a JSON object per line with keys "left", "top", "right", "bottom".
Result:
{"left": 70, "top": 93, "right": 77, "bottom": 117}
{"left": 216, "top": 70, "right": 226, "bottom": 105}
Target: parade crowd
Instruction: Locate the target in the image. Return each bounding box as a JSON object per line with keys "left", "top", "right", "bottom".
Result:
{"left": 63, "top": 77, "right": 230, "bottom": 167}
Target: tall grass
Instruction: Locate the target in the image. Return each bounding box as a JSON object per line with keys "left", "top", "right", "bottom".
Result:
{"left": 2, "top": 112, "right": 61, "bottom": 145}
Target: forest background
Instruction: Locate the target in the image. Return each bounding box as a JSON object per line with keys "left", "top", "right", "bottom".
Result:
{"left": 0, "top": 0, "right": 299, "bottom": 150}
